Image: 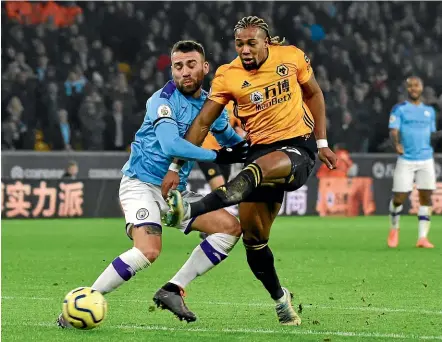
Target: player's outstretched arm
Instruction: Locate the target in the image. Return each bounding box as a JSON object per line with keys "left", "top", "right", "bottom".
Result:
{"left": 185, "top": 99, "right": 225, "bottom": 146}
{"left": 161, "top": 101, "right": 246, "bottom": 199}
{"left": 301, "top": 74, "right": 337, "bottom": 169}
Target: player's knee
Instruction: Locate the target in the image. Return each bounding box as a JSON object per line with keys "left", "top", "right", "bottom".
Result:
{"left": 132, "top": 226, "right": 162, "bottom": 263}
{"left": 251, "top": 159, "right": 270, "bottom": 179}
{"left": 217, "top": 213, "right": 241, "bottom": 237}
{"left": 134, "top": 244, "right": 161, "bottom": 263}
{"left": 419, "top": 191, "right": 432, "bottom": 206}
{"left": 392, "top": 193, "right": 407, "bottom": 206}
{"left": 242, "top": 224, "right": 265, "bottom": 242}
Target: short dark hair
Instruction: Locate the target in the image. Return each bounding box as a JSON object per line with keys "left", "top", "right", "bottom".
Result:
{"left": 170, "top": 40, "right": 205, "bottom": 59}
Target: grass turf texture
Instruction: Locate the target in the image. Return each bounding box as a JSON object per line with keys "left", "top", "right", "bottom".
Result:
{"left": 2, "top": 216, "right": 441, "bottom": 342}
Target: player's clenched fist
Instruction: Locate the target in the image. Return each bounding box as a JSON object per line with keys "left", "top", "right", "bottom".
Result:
{"left": 161, "top": 170, "right": 180, "bottom": 199}
{"left": 214, "top": 140, "right": 248, "bottom": 164}
{"left": 318, "top": 147, "right": 337, "bottom": 170}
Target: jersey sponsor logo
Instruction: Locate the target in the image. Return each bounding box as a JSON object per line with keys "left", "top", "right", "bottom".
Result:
{"left": 304, "top": 54, "right": 310, "bottom": 64}
{"left": 276, "top": 64, "right": 289, "bottom": 77}
{"left": 157, "top": 104, "right": 172, "bottom": 118}
{"left": 250, "top": 91, "right": 264, "bottom": 105}
{"left": 136, "top": 208, "right": 149, "bottom": 220}
{"left": 253, "top": 80, "right": 292, "bottom": 112}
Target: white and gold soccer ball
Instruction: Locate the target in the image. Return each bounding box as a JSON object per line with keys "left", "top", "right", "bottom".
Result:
{"left": 62, "top": 287, "right": 107, "bottom": 330}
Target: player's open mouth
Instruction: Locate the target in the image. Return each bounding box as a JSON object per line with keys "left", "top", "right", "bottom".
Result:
{"left": 183, "top": 80, "right": 194, "bottom": 86}
{"left": 243, "top": 59, "right": 254, "bottom": 64}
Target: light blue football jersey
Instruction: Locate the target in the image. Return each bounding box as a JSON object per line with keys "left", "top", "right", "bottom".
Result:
{"left": 122, "top": 81, "right": 232, "bottom": 191}
{"left": 388, "top": 101, "right": 436, "bottom": 161}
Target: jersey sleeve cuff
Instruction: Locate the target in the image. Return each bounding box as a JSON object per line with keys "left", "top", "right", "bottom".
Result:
{"left": 211, "top": 123, "right": 229, "bottom": 134}
{"left": 208, "top": 96, "right": 230, "bottom": 106}
{"left": 153, "top": 116, "right": 177, "bottom": 128}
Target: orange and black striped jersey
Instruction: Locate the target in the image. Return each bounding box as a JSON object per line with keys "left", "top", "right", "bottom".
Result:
{"left": 208, "top": 44, "right": 314, "bottom": 145}
{"left": 202, "top": 102, "right": 242, "bottom": 150}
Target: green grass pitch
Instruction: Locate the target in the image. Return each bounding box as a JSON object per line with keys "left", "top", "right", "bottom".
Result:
{"left": 2, "top": 216, "right": 441, "bottom": 341}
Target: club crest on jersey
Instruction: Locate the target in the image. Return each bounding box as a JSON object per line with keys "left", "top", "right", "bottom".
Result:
{"left": 424, "top": 111, "right": 430, "bottom": 117}
{"left": 250, "top": 91, "right": 264, "bottom": 105}
{"left": 157, "top": 104, "right": 172, "bottom": 118}
{"left": 276, "top": 64, "right": 289, "bottom": 77}
{"left": 390, "top": 115, "right": 396, "bottom": 123}
{"left": 304, "top": 54, "right": 310, "bottom": 64}
{"left": 136, "top": 208, "right": 149, "bottom": 220}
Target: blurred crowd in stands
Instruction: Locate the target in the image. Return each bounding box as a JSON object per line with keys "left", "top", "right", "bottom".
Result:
{"left": 2, "top": 1, "right": 442, "bottom": 152}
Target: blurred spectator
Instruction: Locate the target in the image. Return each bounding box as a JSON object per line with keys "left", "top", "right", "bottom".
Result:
{"left": 336, "top": 110, "right": 369, "bottom": 153}
{"left": 104, "top": 100, "right": 131, "bottom": 150}
{"left": 78, "top": 94, "right": 105, "bottom": 150}
{"left": 51, "top": 109, "right": 72, "bottom": 151}
{"left": 1, "top": 1, "right": 441, "bottom": 152}
{"left": 62, "top": 161, "right": 79, "bottom": 180}
{"left": 2, "top": 97, "right": 28, "bottom": 150}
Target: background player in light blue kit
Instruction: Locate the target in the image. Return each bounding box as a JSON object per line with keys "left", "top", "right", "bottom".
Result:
{"left": 58, "top": 40, "right": 247, "bottom": 327}
{"left": 387, "top": 76, "right": 438, "bottom": 248}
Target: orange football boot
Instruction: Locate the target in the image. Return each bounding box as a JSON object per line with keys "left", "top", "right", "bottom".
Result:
{"left": 416, "top": 237, "right": 434, "bottom": 248}
{"left": 387, "top": 229, "right": 399, "bottom": 248}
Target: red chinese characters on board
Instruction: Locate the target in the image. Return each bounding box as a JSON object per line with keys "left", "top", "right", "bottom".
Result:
{"left": 1, "top": 181, "right": 84, "bottom": 218}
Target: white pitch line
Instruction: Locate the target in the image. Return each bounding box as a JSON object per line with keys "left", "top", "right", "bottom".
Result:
{"left": 2, "top": 295, "right": 442, "bottom": 316}
{"left": 3, "top": 322, "right": 442, "bottom": 341}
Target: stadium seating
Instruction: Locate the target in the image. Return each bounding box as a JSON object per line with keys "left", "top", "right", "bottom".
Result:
{"left": 2, "top": 1, "right": 442, "bottom": 152}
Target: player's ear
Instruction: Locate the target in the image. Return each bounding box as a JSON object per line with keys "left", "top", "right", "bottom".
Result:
{"left": 264, "top": 37, "right": 269, "bottom": 48}
{"left": 203, "top": 61, "right": 210, "bottom": 75}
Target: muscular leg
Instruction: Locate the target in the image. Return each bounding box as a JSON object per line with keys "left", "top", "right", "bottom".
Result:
{"left": 168, "top": 209, "right": 241, "bottom": 289}
{"left": 199, "top": 175, "right": 228, "bottom": 240}
{"left": 154, "top": 209, "right": 240, "bottom": 322}
{"left": 92, "top": 224, "right": 160, "bottom": 294}
{"left": 239, "top": 201, "right": 301, "bottom": 325}
{"left": 389, "top": 192, "right": 408, "bottom": 229}
{"left": 189, "top": 151, "right": 292, "bottom": 218}
{"left": 240, "top": 202, "right": 283, "bottom": 300}
{"left": 417, "top": 190, "right": 433, "bottom": 241}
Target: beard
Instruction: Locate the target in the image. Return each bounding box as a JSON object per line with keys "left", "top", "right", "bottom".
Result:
{"left": 241, "top": 59, "right": 258, "bottom": 71}
{"left": 176, "top": 74, "right": 204, "bottom": 96}
{"left": 408, "top": 92, "right": 421, "bottom": 101}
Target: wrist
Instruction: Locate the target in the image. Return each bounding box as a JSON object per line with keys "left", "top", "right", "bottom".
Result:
{"left": 316, "top": 139, "right": 328, "bottom": 149}
{"left": 168, "top": 163, "right": 182, "bottom": 173}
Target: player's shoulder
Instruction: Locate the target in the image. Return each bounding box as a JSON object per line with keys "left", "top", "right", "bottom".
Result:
{"left": 215, "top": 61, "right": 239, "bottom": 76}
{"left": 152, "top": 80, "right": 178, "bottom": 101}
{"left": 391, "top": 101, "right": 408, "bottom": 113}
{"left": 149, "top": 81, "right": 183, "bottom": 106}
{"left": 271, "top": 44, "right": 304, "bottom": 57}
{"left": 423, "top": 103, "right": 436, "bottom": 113}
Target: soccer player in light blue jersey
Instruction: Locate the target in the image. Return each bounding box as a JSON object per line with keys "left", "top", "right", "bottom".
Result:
{"left": 387, "top": 76, "right": 437, "bottom": 248}
{"left": 57, "top": 41, "right": 247, "bottom": 327}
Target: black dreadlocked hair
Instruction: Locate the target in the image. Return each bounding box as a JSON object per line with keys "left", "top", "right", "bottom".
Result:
{"left": 233, "top": 16, "right": 285, "bottom": 45}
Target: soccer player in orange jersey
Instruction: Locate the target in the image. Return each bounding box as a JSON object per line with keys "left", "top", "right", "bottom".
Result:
{"left": 162, "top": 16, "right": 336, "bottom": 325}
